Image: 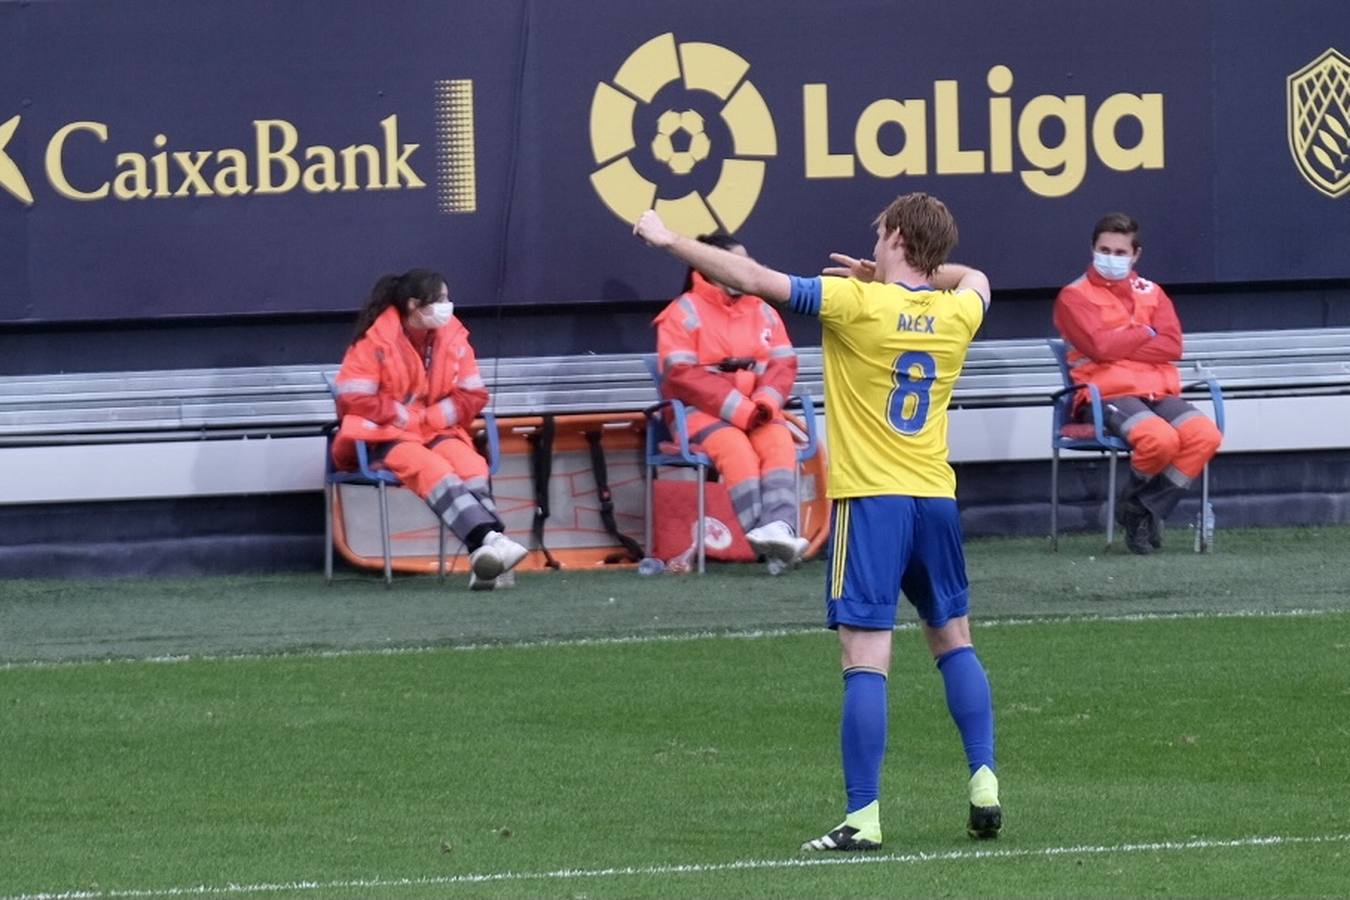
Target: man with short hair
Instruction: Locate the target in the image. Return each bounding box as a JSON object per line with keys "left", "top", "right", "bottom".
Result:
{"left": 634, "top": 192, "right": 1001, "bottom": 851}
{"left": 1053, "top": 214, "right": 1222, "bottom": 554}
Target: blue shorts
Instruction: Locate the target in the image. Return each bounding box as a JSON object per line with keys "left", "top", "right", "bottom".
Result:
{"left": 824, "top": 496, "right": 970, "bottom": 630}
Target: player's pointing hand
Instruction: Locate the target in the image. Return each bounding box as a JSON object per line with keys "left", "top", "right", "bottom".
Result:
{"left": 634, "top": 210, "right": 677, "bottom": 248}
{"left": 823, "top": 253, "right": 877, "bottom": 282}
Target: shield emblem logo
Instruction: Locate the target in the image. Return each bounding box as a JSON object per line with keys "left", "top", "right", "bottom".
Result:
{"left": 1288, "top": 48, "right": 1350, "bottom": 198}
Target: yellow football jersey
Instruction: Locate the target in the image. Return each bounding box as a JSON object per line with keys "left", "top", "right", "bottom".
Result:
{"left": 812, "top": 276, "right": 985, "bottom": 498}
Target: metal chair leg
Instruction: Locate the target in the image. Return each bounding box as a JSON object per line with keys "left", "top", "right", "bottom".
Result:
{"left": 644, "top": 462, "right": 654, "bottom": 558}
{"left": 437, "top": 520, "right": 447, "bottom": 579}
{"left": 324, "top": 481, "right": 335, "bottom": 580}
{"left": 696, "top": 464, "right": 706, "bottom": 575}
{"left": 378, "top": 481, "right": 393, "bottom": 587}
{"left": 1105, "top": 451, "right": 1118, "bottom": 548}
{"left": 793, "top": 460, "right": 802, "bottom": 535}
{"left": 1050, "top": 447, "right": 1060, "bottom": 551}
{"left": 1199, "top": 463, "right": 1212, "bottom": 554}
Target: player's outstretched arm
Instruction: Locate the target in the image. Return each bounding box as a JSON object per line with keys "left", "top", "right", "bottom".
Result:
{"left": 634, "top": 210, "right": 792, "bottom": 304}
{"left": 932, "top": 263, "right": 991, "bottom": 309}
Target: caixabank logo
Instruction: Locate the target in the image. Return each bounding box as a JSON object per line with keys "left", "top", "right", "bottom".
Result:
{"left": 589, "top": 32, "right": 778, "bottom": 237}
{"left": 0, "top": 82, "right": 479, "bottom": 213}
{"left": 1288, "top": 47, "right": 1350, "bottom": 198}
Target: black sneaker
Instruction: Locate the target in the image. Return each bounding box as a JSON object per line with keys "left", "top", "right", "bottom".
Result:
{"left": 1147, "top": 513, "right": 1164, "bottom": 550}
{"left": 800, "top": 824, "right": 882, "bottom": 852}
{"left": 1118, "top": 507, "right": 1153, "bottom": 555}
{"left": 967, "top": 803, "right": 1003, "bottom": 839}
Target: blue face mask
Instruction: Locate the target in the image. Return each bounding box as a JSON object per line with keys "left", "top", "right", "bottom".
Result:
{"left": 1092, "top": 251, "right": 1132, "bottom": 281}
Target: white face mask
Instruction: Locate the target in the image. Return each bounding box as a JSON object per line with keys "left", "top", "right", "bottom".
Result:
{"left": 1092, "top": 251, "right": 1132, "bottom": 281}
{"left": 413, "top": 300, "right": 453, "bottom": 329}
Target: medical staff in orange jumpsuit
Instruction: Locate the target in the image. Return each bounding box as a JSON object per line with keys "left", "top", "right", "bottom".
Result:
{"left": 654, "top": 234, "right": 808, "bottom": 569}
{"left": 1054, "top": 214, "right": 1222, "bottom": 554}
{"left": 333, "top": 269, "right": 526, "bottom": 587}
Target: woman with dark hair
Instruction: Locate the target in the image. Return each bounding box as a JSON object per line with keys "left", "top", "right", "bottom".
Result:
{"left": 332, "top": 269, "right": 526, "bottom": 589}
{"left": 654, "top": 234, "right": 806, "bottom": 571}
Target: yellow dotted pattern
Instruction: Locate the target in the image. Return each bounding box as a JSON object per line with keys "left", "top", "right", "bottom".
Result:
{"left": 435, "top": 79, "right": 476, "bottom": 213}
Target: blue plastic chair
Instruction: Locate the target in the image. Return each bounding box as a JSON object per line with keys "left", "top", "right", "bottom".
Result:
{"left": 323, "top": 372, "right": 500, "bottom": 584}
{"left": 1047, "top": 339, "right": 1225, "bottom": 551}
{"left": 641, "top": 355, "right": 819, "bottom": 573}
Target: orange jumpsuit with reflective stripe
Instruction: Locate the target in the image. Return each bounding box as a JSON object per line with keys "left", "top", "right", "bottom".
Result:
{"left": 654, "top": 273, "right": 800, "bottom": 532}
{"left": 332, "top": 306, "right": 498, "bottom": 541}
{"left": 1054, "top": 267, "right": 1220, "bottom": 484}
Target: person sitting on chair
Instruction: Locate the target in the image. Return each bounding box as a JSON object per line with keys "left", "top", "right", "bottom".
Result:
{"left": 653, "top": 233, "right": 807, "bottom": 570}
{"left": 1053, "top": 214, "right": 1222, "bottom": 554}
{"left": 332, "top": 268, "right": 527, "bottom": 588}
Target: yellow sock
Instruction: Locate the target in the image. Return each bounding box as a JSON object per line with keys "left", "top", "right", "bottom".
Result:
{"left": 844, "top": 800, "right": 882, "bottom": 842}
{"left": 969, "top": 765, "right": 999, "bottom": 808}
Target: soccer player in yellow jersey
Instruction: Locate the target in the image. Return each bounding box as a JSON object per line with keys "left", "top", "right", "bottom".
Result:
{"left": 634, "top": 193, "right": 1000, "bottom": 850}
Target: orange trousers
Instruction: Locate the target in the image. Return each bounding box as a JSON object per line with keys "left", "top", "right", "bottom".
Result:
{"left": 1102, "top": 395, "right": 1221, "bottom": 484}
{"left": 375, "top": 436, "right": 499, "bottom": 542}
{"left": 691, "top": 411, "right": 798, "bottom": 532}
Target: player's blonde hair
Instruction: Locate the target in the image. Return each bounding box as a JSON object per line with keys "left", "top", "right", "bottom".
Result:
{"left": 873, "top": 193, "right": 958, "bottom": 276}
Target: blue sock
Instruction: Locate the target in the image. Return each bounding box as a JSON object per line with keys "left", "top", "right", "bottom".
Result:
{"left": 936, "top": 646, "right": 996, "bottom": 775}
{"left": 841, "top": 669, "right": 888, "bottom": 813}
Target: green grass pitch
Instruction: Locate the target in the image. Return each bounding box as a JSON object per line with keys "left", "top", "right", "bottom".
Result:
{"left": 1, "top": 527, "right": 1348, "bottom": 898}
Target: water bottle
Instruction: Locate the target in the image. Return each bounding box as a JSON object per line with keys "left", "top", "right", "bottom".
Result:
{"left": 637, "top": 557, "right": 666, "bottom": 576}
{"left": 665, "top": 542, "right": 696, "bottom": 574}
{"left": 1193, "top": 501, "right": 1215, "bottom": 552}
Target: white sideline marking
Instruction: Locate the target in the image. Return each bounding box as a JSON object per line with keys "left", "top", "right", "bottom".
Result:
{"left": 1, "top": 606, "right": 1343, "bottom": 671}
{"left": 4, "top": 832, "right": 1348, "bottom": 899}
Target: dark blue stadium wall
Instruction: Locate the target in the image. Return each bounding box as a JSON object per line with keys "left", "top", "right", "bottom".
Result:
{"left": 2, "top": 0, "right": 1349, "bottom": 575}
{"left": 3, "top": 0, "right": 1348, "bottom": 326}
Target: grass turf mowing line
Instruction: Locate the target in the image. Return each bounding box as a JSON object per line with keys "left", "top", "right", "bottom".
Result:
{"left": 2, "top": 525, "right": 1348, "bottom": 664}
{"left": 4, "top": 834, "right": 1349, "bottom": 900}
{"left": 0, "top": 607, "right": 1340, "bottom": 673}
{"left": 2, "top": 613, "right": 1348, "bottom": 898}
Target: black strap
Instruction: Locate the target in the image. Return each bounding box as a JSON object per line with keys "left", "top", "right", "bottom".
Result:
{"left": 585, "top": 429, "right": 645, "bottom": 563}
{"left": 527, "top": 415, "right": 562, "bottom": 569}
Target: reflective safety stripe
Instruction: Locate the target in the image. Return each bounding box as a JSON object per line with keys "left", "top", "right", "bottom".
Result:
{"left": 755, "top": 386, "right": 784, "bottom": 408}
{"left": 393, "top": 404, "right": 410, "bottom": 429}
{"left": 664, "top": 351, "right": 698, "bottom": 367}
{"left": 677, "top": 295, "right": 701, "bottom": 331}
{"left": 1162, "top": 465, "right": 1192, "bottom": 488}
{"left": 720, "top": 391, "right": 745, "bottom": 422}
{"left": 459, "top": 373, "right": 485, "bottom": 389}
{"left": 1118, "top": 410, "right": 1153, "bottom": 437}
{"left": 770, "top": 345, "right": 797, "bottom": 359}
{"left": 334, "top": 379, "right": 378, "bottom": 395}
{"left": 426, "top": 473, "right": 465, "bottom": 508}
{"left": 1168, "top": 409, "right": 1202, "bottom": 428}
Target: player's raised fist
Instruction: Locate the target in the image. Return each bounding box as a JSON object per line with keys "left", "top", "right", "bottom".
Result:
{"left": 634, "top": 210, "right": 676, "bottom": 248}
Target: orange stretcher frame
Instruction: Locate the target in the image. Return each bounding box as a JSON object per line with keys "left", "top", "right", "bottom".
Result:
{"left": 329, "top": 410, "right": 830, "bottom": 574}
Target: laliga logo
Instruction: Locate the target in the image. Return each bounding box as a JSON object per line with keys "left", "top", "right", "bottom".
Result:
{"left": 589, "top": 33, "right": 777, "bottom": 236}
{"left": 1288, "top": 48, "right": 1350, "bottom": 198}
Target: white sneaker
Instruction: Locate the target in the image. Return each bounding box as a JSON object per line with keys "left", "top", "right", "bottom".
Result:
{"left": 486, "top": 531, "right": 528, "bottom": 572}
{"left": 470, "top": 531, "right": 528, "bottom": 576}
{"left": 467, "top": 568, "right": 517, "bottom": 590}
{"left": 745, "top": 520, "right": 809, "bottom": 564}
{"left": 468, "top": 541, "right": 506, "bottom": 582}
